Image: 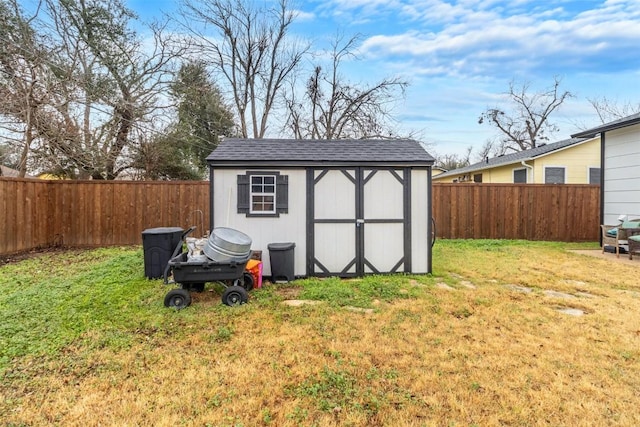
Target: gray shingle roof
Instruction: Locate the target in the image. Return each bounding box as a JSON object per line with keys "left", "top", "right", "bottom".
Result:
{"left": 435, "top": 137, "right": 589, "bottom": 179}
{"left": 207, "top": 138, "right": 435, "bottom": 167}
{"left": 572, "top": 112, "right": 640, "bottom": 138}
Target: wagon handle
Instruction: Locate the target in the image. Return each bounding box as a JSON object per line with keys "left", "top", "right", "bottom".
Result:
{"left": 163, "top": 226, "right": 197, "bottom": 284}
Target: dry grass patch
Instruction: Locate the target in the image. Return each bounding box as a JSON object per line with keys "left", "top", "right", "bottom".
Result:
{"left": 2, "top": 241, "right": 640, "bottom": 426}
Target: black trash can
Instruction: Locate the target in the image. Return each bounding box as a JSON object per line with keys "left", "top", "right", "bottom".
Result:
{"left": 268, "top": 242, "right": 295, "bottom": 282}
{"left": 142, "top": 227, "right": 184, "bottom": 279}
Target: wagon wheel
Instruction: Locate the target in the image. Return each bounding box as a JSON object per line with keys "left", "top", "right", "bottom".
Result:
{"left": 234, "top": 272, "right": 254, "bottom": 291}
{"left": 164, "top": 288, "right": 192, "bottom": 309}
{"left": 222, "top": 285, "right": 249, "bottom": 306}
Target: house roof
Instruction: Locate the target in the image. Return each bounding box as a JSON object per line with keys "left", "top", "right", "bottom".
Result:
{"left": 207, "top": 138, "right": 435, "bottom": 167}
{"left": 572, "top": 112, "right": 640, "bottom": 138}
{"left": 434, "top": 137, "right": 589, "bottom": 179}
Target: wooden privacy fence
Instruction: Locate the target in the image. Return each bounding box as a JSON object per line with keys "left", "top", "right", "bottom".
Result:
{"left": 1, "top": 179, "right": 600, "bottom": 256}
{"left": 0, "top": 178, "right": 210, "bottom": 255}
{"left": 432, "top": 183, "right": 600, "bottom": 242}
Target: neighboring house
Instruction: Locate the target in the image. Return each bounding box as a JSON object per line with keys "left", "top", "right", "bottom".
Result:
{"left": 432, "top": 166, "right": 448, "bottom": 177}
{"left": 433, "top": 137, "right": 601, "bottom": 184}
{"left": 206, "top": 138, "right": 435, "bottom": 278}
{"left": 0, "top": 165, "right": 21, "bottom": 177}
{"left": 572, "top": 113, "right": 640, "bottom": 225}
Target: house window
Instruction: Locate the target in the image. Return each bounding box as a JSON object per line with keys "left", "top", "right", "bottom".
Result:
{"left": 589, "top": 167, "right": 601, "bottom": 185}
{"left": 237, "top": 172, "right": 288, "bottom": 216}
{"left": 513, "top": 168, "right": 527, "bottom": 183}
{"left": 545, "top": 167, "right": 565, "bottom": 184}
{"left": 473, "top": 173, "right": 482, "bottom": 183}
{"left": 250, "top": 175, "right": 276, "bottom": 213}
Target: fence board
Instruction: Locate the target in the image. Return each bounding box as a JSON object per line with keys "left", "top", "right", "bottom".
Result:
{"left": 1, "top": 179, "right": 600, "bottom": 256}
{"left": 0, "top": 179, "right": 211, "bottom": 255}
{"left": 432, "top": 183, "right": 600, "bottom": 242}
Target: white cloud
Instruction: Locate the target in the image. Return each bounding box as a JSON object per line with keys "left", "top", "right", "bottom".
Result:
{"left": 352, "top": 0, "right": 640, "bottom": 79}
{"left": 292, "top": 9, "right": 315, "bottom": 21}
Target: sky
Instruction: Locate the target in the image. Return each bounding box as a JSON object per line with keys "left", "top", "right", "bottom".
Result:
{"left": 128, "top": 0, "right": 640, "bottom": 159}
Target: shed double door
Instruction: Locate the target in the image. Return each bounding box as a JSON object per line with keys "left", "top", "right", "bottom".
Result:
{"left": 307, "top": 167, "right": 410, "bottom": 277}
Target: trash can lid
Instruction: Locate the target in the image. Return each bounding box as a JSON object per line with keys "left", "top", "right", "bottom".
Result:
{"left": 142, "top": 227, "right": 184, "bottom": 234}
{"left": 267, "top": 242, "right": 296, "bottom": 251}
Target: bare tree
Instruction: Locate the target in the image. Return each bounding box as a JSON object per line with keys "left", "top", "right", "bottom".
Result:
{"left": 285, "top": 34, "right": 408, "bottom": 140}
{"left": 478, "top": 77, "right": 572, "bottom": 152}
{"left": 434, "top": 147, "right": 472, "bottom": 171}
{"left": 50, "top": 0, "right": 180, "bottom": 179}
{"left": 0, "top": 0, "right": 182, "bottom": 179}
{"left": 588, "top": 96, "right": 640, "bottom": 123}
{"left": 179, "top": 0, "right": 306, "bottom": 139}
{"left": 0, "top": 0, "right": 52, "bottom": 177}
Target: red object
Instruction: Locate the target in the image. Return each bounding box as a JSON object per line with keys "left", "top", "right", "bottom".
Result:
{"left": 246, "top": 260, "right": 263, "bottom": 289}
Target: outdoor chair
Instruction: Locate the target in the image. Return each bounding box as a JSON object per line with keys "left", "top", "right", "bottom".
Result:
{"left": 625, "top": 228, "right": 640, "bottom": 260}
{"left": 601, "top": 220, "right": 640, "bottom": 258}
{"left": 601, "top": 225, "right": 623, "bottom": 257}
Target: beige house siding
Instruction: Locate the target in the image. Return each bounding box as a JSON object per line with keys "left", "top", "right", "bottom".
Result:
{"left": 433, "top": 137, "right": 600, "bottom": 184}
{"left": 532, "top": 138, "right": 600, "bottom": 184}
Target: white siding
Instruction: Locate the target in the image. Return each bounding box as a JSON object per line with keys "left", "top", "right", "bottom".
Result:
{"left": 363, "top": 170, "right": 403, "bottom": 219}
{"left": 213, "top": 168, "right": 307, "bottom": 277}
{"left": 315, "top": 223, "right": 356, "bottom": 274}
{"left": 411, "top": 169, "right": 430, "bottom": 273}
{"left": 213, "top": 166, "right": 433, "bottom": 277}
{"left": 604, "top": 124, "right": 640, "bottom": 224}
{"left": 314, "top": 170, "right": 355, "bottom": 219}
{"left": 365, "top": 223, "right": 404, "bottom": 273}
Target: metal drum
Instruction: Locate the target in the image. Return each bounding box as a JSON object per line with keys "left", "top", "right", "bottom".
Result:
{"left": 203, "top": 227, "right": 252, "bottom": 262}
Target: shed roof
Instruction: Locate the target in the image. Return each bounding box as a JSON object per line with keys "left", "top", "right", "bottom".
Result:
{"left": 572, "top": 112, "right": 640, "bottom": 138}
{"left": 435, "top": 137, "right": 589, "bottom": 179}
{"left": 207, "top": 138, "right": 435, "bottom": 167}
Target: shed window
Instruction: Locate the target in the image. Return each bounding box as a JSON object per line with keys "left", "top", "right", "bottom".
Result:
{"left": 473, "top": 173, "right": 482, "bottom": 183}
{"left": 513, "top": 168, "right": 527, "bottom": 183}
{"left": 545, "top": 167, "right": 565, "bottom": 184}
{"left": 251, "top": 175, "right": 276, "bottom": 213}
{"left": 237, "top": 172, "right": 288, "bottom": 216}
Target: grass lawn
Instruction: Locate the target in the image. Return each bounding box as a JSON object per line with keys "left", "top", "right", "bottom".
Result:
{"left": 1, "top": 240, "right": 639, "bottom": 426}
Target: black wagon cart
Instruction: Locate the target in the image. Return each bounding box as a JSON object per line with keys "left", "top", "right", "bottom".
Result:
{"left": 163, "top": 227, "right": 254, "bottom": 309}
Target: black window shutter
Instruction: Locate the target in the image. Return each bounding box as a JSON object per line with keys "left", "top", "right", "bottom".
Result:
{"left": 237, "top": 174, "right": 250, "bottom": 213}
{"left": 276, "top": 174, "right": 288, "bottom": 214}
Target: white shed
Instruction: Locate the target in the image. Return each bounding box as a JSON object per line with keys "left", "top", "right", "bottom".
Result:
{"left": 572, "top": 113, "right": 640, "bottom": 225}
{"left": 206, "top": 138, "right": 435, "bottom": 278}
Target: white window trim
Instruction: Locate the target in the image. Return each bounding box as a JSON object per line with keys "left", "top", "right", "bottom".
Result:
{"left": 250, "top": 174, "right": 277, "bottom": 214}
{"left": 543, "top": 166, "right": 566, "bottom": 184}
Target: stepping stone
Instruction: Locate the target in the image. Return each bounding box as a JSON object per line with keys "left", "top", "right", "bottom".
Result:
{"left": 575, "top": 292, "right": 596, "bottom": 298}
{"left": 282, "top": 300, "right": 321, "bottom": 307}
{"left": 557, "top": 307, "right": 586, "bottom": 316}
{"left": 410, "top": 280, "right": 429, "bottom": 287}
{"left": 505, "top": 284, "right": 532, "bottom": 293}
{"left": 345, "top": 306, "right": 375, "bottom": 314}
{"left": 436, "top": 282, "right": 455, "bottom": 291}
{"left": 460, "top": 281, "right": 476, "bottom": 289}
{"left": 544, "top": 290, "right": 576, "bottom": 299}
{"left": 562, "top": 280, "right": 587, "bottom": 286}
